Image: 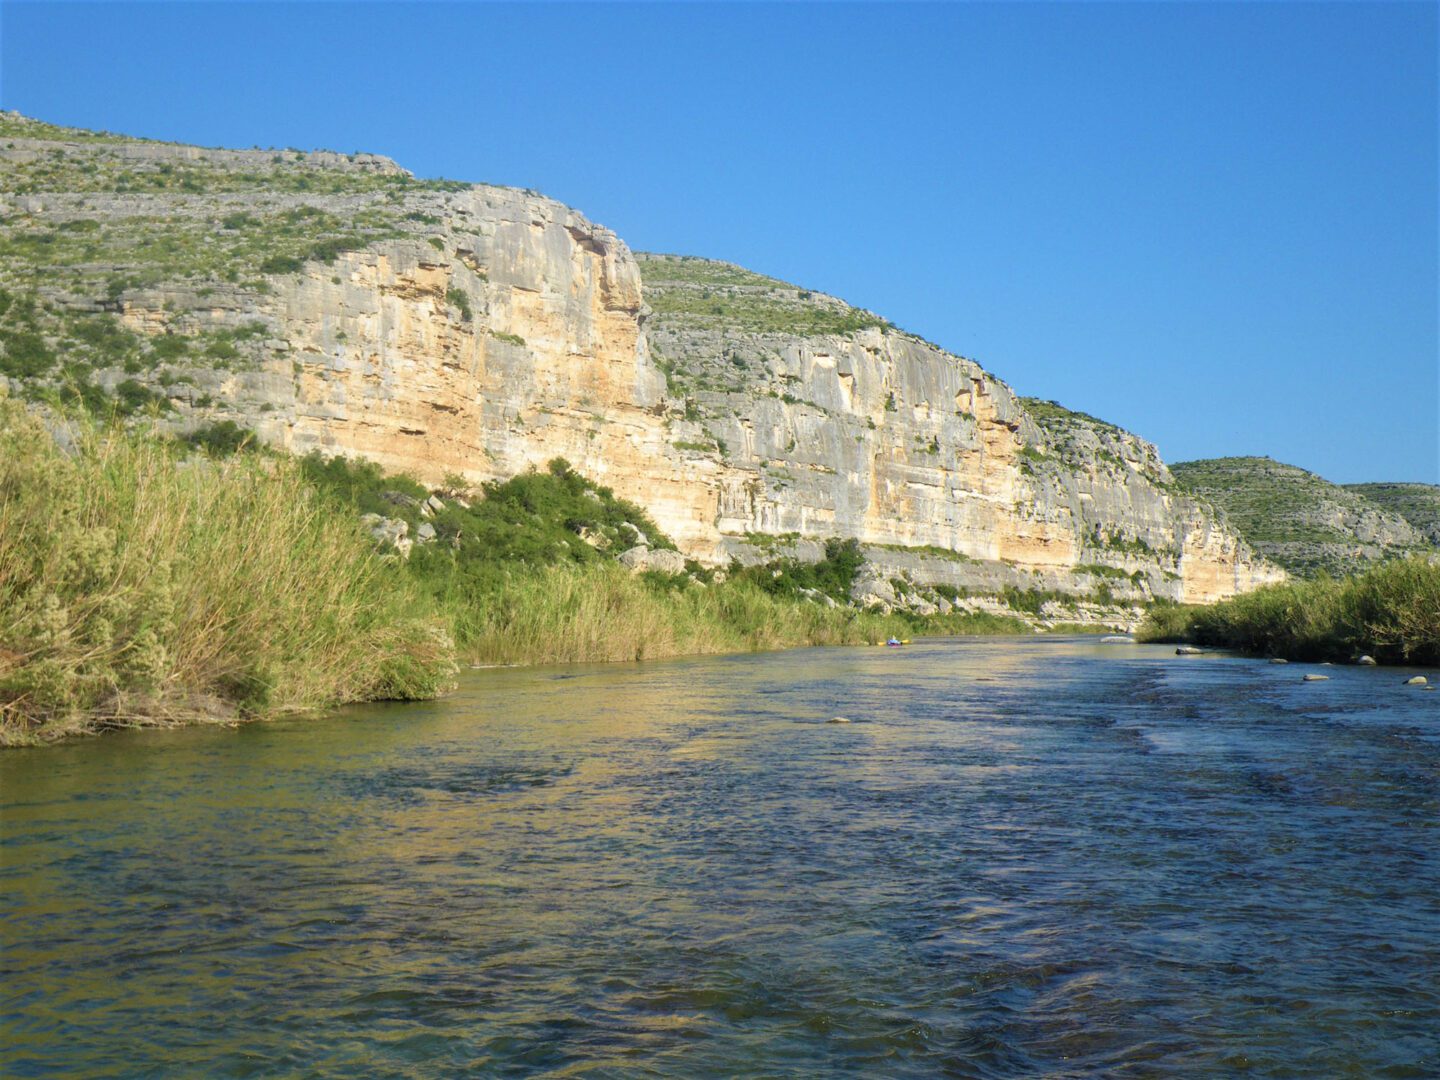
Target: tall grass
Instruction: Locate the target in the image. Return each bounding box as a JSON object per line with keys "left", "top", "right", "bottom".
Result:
{"left": 0, "top": 401, "right": 454, "bottom": 743}
{"left": 0, "top": 400, "right": 1035, "bottom": 743}
{"left": 1137, "top": 557, "right": 1440, "bottom": 665}
{"left": 457, "top": 562, "right": 1027, "bottom": 667}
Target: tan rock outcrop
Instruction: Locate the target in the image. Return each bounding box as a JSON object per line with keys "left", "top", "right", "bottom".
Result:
{"left": 0, "top": 117, "right": 1282, "bottom": 601}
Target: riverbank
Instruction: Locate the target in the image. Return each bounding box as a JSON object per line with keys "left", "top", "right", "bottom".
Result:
{"left": 1137, "top": 556, "right": 1440, "bottom": 665}
{"left": 0, "top": 402, "right": 455, "bottom": 745}
{"left": 450, "top": 560, "right": 1031, "bottom": 667}
{"left": 0, "top": 403, "right": 1118, "bottom": 744}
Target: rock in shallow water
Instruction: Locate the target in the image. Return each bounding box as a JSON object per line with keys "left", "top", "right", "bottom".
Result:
{"left": 1303, "top": 674, "right": 1329, "bottom": 682}
{"left": 1175, "top": 646, "right": 1204, "bottom": 655}
{"left": 1404, "top": 676, "right": 1428, "bottom": 686}
{"left": 1357, "top": 655, "right": 1378, "bottom": 665}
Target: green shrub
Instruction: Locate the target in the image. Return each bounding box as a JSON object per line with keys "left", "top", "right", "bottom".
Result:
{"left": 183, "top": 421, "right": 255, "bottom": 457}
{"left": 308, "top": 236, "right": 362, "bottom": 264}
{"left": 259, "top": 253, "right": 305, "bottom": 275}
{"left": 0, "top": 330, "right": 55, "bottom": 377}
{"left": 1136, "top": 558, "right": 1440, "bottom": 665}
{"left": 726, "top": 538, "right": 865, "bottom": 604}
{"left": 114, "top": 379, "right": 171, "bottom": 415}
{"left": 445, "top": 286, "right": 472, "bottom": 322}
{"left": 1001, "top": 585, "right": 1065, "bottom": 615}
{"left": 1136, "top": 600, "right": 1194, "bottom": 642}
{"left": 0, "top": 399, "right": 453, "bottom": 743}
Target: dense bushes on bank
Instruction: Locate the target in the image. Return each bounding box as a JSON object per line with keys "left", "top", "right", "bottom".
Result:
{"left": 0, "top": 402, "right": 454, "bottom": 744}
{"left": 0, "top": 406, "right": 1032, "bottom": 741}
{"left": 300, "top": 452, "right": 1026, "bottom": 662}
{"left": 1137, "top": 557, "right": 1440, "bottom": 665}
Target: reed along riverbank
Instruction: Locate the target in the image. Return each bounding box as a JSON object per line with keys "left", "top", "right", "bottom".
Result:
{"left": 0, "top": 401, "right": 455, "bottom": 744}
{"left": 0, "top": 403, "right": 1030, "bottom": 743}
{"left": 1138, "top": 555, "right": 1440, "bottom": 665}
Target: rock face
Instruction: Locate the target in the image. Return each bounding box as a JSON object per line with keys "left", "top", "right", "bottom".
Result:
{"left": 640, "top": 255, "right": 1281, "bottom": 602}
{"left": 0, "top": 113, "right": 1286, "bottom": 602}
{"left": 1172, "top": 458, "right": 1436, "bottom": 578}
{"left": 1342, "top": 483, "right": 1440, "bottom": 546}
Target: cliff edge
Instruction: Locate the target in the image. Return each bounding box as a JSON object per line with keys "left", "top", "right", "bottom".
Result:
{"left": 0, "top": 112, "right": 1282, "bottom": 605}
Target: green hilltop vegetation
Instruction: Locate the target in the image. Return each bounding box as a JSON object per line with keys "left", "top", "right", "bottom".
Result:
{"left": 0, "top": 110, "right": 471, "bottom": 419}
{"left": 1342, "top": 482, "right": 1440, "bottom": 545}
{"left": 1171, "top": 456, "right": 1435, "bottom": 578}
{"left": 1018, "top": 396, "right": 1123, "bottom": 434}
{"left": 0, "top": 113, "right": 156, "bottom": 144}
{"left": 636, "top": 253, "right": 894, "bottom": 338}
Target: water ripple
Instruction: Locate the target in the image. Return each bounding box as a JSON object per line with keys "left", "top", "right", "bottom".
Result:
{"left": 3, "top": 638, "right": 1438, "bottom": 1076}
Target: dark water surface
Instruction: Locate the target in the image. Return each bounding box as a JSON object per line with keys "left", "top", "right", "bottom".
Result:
{"left": 3, "top": 638, "right": 1439, "bottom": 1077}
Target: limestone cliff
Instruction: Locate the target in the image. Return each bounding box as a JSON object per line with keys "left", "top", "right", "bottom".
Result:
{"left": 0, "top": 113, "right": 1282, "bottom": 602}
{"left": 640, "top": 255, "right": 1282, "bottom": 602}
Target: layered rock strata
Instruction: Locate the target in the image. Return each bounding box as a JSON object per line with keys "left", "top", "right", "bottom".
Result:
{"left": 0, "top": 113, "right": 1284, "bottom": 601}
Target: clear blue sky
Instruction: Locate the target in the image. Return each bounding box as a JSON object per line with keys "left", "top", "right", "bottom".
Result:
{"left": 4, "top": 2, "right": 1436, "bottom": 483}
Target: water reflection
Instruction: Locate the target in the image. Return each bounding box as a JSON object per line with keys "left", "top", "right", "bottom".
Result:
{"left": 3, "top": 638, "right": 1438, "bottom": 1077}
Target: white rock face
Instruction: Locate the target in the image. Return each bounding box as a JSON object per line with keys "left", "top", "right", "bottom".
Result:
{"left": 1, "top": 117, "right": 1282, "bottom": 604}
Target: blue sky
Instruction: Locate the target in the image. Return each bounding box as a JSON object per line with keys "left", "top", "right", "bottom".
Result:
{"left": 4, "top": 2, "right": 1436, "bottom": 483}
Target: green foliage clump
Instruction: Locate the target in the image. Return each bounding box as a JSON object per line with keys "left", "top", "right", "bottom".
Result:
{"left": 302, "top": 455, "right": 678, "bottom": 643}
{"left": 183, "top": 421, "right": 256, "bottom": 457}
{"left": 1094, "top": 528, "right": 1155, "bottom": 557}
{"left": 1136, "top": 557, "right": 1440, "bottom": 665}
{"left": 0, "top": 289, "right": 57, "bottom": 377}
{"left": 1136, "top": 600, "right": 1195, "bottom": 642}
{"left": 299, "top": 452, "right": 429, "bottom": 519}
{"left": 1076, "top": 563, "right": 1130, "bottom": 580}
{"left": 445, "top": 286, "right": 472, "bottom": 322}
{"left": 728, "top": 538, "right": 866, "bottom": 604}
{"left": 258, "top": 253, "right": 305, "bottom": 275}
{"left": 114, "top": 379, "right": 171, "bottom": 415}
{"left": 1001, "top": 585, "right": 1073, "bottom": 615}
{"left": 0, "top": 329, "right": 55, "bottom": 378}
{"left": 0, "top": 400, "right": 453, "bottom": 743}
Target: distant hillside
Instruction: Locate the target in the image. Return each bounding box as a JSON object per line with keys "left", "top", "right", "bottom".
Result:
{"left": 1171, "top": 457, "right": 1433, "bottom": 577}
{"left": 1343, "top": 483, "right": 1440, "bottom": 545}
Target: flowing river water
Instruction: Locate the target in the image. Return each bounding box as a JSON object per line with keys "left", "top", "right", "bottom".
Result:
{"left": 3, "top": 638, "right": 1438, "bottom": 1077}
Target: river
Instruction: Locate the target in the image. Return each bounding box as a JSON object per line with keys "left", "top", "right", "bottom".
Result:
{"left": 3, "top": 638, "right": 1437, "bottom": 1077}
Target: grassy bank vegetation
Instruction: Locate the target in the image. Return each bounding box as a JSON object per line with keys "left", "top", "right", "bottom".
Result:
{"left": 1137, "top": 557, "right": 1440, "bottom": 665}
{"left": 298, "top": 455, "right": 1028, "bottom": 666}
{"left": 1, "top": 406, "right": 1034, "bottom": 741}
{"left": 447, "top": 562, "right": 1025, "bottom": 666}
{"left": 0, "top": 402, "right": 454, "bottom": 744}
